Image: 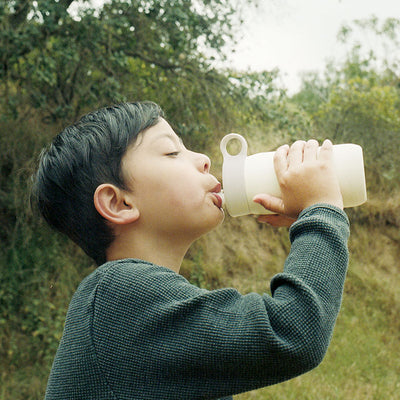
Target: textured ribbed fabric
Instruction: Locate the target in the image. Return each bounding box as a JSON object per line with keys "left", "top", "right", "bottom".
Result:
{"left": 44, "top": 205, "right": 350, "bottom": 400}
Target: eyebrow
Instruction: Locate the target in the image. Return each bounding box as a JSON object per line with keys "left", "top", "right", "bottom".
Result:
{"left": 152, "top": 133, "right": 184, "bottom": 145}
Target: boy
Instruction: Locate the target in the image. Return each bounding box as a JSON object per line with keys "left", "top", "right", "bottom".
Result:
{"left": 31, "top": 101, "right": 349, "bottom": 399}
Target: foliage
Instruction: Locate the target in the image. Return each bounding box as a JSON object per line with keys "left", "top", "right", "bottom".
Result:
{"left": 292, "top": 16, "right": 400, "bottom": 193}
{"left": 0, "top": 0, "right": 256, "bottom": 122}
{"left": 316, "top": 78, "right": 400, "bottom": 188}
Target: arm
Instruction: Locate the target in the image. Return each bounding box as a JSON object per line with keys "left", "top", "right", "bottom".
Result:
{"left": 92, "top": 207, "right": 349, "bottom": 399}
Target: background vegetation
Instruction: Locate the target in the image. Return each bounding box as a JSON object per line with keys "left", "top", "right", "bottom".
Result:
{"left": 1, "top": 1, "right": 399, "bottom": 398}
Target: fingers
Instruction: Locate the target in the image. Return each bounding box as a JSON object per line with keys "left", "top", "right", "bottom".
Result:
{"left": 253, "top": 194, "right": 296, "bottom": 227}
{"left": 318, "top": 139, "right": 333, "bottom": 162}
{"left": 287, "top": 140, "right": 306, "bottom": 168}
{"left": 277, "top": 139, "right": 328, "bottom": 166}
{"left": 274, "top": 140, "right": 320, "bottom": 178}
{"left": 303, "top": 139, "right": 319, "bottom": 162}
{"left": 263, "top": 139, "right": 337, "bottom": 219}
{"left": 257, "top": 214, "right": 296, "bottom": 227}
{"left": 273, "top": 144, "right": 289, "bottom": 179}
{"left": 253, "top": 194, "right": 285, "bottom": 215}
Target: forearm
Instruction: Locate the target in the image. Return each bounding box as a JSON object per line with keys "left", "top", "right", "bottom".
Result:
{"left": 269, "top": 204, "right": 350, "bottom": 369}
{"left": 280, "top": 204, "right": 350, "bottom": 312}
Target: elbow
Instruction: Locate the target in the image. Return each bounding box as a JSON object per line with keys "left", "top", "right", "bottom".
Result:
{"left": 267, "top": 312, "right": 333, "bottom": 376}
{"left": 297, "top": 339, "right": 328, "bottom": 372}
{"left": 286, "top": 327, "right": 331, "bottom": 374}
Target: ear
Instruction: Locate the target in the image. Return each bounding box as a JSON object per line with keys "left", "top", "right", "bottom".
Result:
{"left": 94, "top": 184, "right": 140, "bottom": 225}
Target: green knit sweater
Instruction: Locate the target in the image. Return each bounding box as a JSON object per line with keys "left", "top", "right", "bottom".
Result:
{"left": 44, "top": 205, "right": 350, "bottom": 399}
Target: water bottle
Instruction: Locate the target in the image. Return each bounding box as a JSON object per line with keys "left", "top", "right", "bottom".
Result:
{"left": 220, "top": 133, "right": 367, "bottom": 217}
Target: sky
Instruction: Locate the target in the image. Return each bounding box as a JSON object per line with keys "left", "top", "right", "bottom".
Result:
{"left": 227, "top": 0, "right": 400, "bottom": 93}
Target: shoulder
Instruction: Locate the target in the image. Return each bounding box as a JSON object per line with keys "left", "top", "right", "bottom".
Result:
{"left": 89, "top": 259, "right": 208, "bottom": 308}
{"left": 98, "top": 258, "right": 195, "bottom": 288}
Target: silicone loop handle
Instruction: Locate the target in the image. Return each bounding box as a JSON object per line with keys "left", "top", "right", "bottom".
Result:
{"left": 220, "top": 133, "right": 248, "bottom": 158}
{"left": 220, "top": 133, "right": 250, "bottom": 216}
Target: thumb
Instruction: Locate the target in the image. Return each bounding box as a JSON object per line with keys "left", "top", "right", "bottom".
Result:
{"left": 253, "top": 193, "right": 285, "bottom": 215}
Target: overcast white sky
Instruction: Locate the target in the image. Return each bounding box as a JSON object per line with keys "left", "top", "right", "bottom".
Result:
{"left": 227, "top": 0, "right": 400, "bottom": 93}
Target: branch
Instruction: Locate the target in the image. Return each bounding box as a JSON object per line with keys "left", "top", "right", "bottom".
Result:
{"left": 10, "top": 0, "right": 31, "bottom": 27}
{"left": 125, "top": 51, "right": 180, "bottom": 70}
{"left": 59, "top": 0, "right": 76, "bottom": 9}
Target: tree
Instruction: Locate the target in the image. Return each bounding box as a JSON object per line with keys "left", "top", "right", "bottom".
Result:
{"left": 0, "top": 0, "right": 255, "bottom": 123}
{"left": 293, "top": 17, "right": 400, "bottom": 193}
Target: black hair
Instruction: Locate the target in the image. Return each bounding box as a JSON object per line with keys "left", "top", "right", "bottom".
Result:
{"left": 31, "top": 101, "right": 164, "bottom": 265}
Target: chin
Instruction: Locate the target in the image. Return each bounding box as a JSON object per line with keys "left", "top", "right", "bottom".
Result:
{"left": 216, "top": 209, "right": 225, "bottom": 225}
{"left": 185, "top": 205, "right": 225, "bottom": 240}
{"left": 205, "top": 208, "right": 225, "bottom": 232}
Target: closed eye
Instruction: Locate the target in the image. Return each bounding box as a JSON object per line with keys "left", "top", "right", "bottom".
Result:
{"left": 166, "top": 151, "right": 180, "bottom": 156}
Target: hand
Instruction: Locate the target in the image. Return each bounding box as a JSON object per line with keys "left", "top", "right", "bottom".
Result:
{"left": 253, "top": 139, "right": 343, "bottom": 219}
{"left": 256, "top": 212, "right": 296, "bottom": 227}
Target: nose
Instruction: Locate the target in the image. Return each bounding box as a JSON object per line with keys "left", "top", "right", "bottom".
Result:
{"left": 194, "top": 151, "right": 211, "bottom": 173}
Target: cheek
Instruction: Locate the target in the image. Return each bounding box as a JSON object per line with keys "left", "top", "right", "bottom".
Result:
{"left": 134, "top": 163, "right": 210, "bottom": 217}
{"left": 166, "top": 186, "right": 205, "bottom": 214}
{"left": 161, "top": 171, "right": 203, "bottom": 207}
{"left": 137, "top": 174, "right": 200, "bottom": 213}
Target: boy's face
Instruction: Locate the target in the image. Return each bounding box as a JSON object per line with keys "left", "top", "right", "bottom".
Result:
{"left": 121, "top": 118, "right": 224, "bottom": 242}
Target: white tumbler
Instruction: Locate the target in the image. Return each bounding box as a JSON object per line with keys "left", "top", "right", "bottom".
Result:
{"left": 220, "top": 133, "right": 367, "bottom": 217}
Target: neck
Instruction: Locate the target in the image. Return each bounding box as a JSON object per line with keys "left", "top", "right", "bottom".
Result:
{"left": 106, "top": 227, "right": 193, "bottom": 273}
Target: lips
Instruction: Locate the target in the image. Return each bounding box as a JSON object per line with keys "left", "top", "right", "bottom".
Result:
{"left": 212, "top": 193, "right": 223, "bottom": 208}
{"left": 211, "top": 183, "right": 222, "bottom": 194}
{"left": 210, "top": 183, "right": 223, "bottom": 209}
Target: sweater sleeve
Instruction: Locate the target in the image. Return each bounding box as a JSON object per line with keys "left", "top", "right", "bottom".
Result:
{"left": 91, "top": 205, "right": 350, "bottom": 400}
